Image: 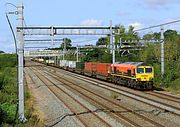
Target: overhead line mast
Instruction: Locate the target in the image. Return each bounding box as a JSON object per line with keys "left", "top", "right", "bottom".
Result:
{"left": 16, "top": 0, "right": 27, "bottom": 122}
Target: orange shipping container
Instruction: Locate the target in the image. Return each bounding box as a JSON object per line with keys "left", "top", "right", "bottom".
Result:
{"left": 96, "top": 63, "right": 111, "bottom": 75}
{"left": 84, "top": 62, "right": 96, "bottom": 73}
{"left": 85, "top": 62, "right": 110, "bottom": 75}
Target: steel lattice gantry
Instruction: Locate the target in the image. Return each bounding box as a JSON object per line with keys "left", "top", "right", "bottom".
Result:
{"left": 19, "top": 26, "right": 117, "bottom": 36}
{"left": 18, "top": 23, "right": 119, "bottom": 63}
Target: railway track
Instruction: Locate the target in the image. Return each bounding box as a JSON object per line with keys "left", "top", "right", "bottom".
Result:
{"left": 28, "top": 67, "right": 111, "bottom": 127}
{"left": 44, "top": 65, "right": 180, "bottom": 116}
{"left": 145, "top": 91, "right": 180, "bottom": 104}
{"left": 32, "top": 66, "right": 167, "bottom": 127}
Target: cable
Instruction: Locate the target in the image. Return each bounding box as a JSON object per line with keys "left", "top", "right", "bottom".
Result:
{"left": 135, "top": 19, "right": 180, "bottom": 31}
{"left": 5, "top": 12, "right": 19, "bottom": 127}
{"left": 72, "top": 38, "right": 99, "bottom": 43}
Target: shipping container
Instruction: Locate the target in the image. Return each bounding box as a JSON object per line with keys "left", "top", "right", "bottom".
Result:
{"left": 84, "top": 62, "right": 111, "bottom": 79}
{"left": 68, "top": 61, "right": 76, "bottom": 68}
{"left": 38, "top": 58, "right": 44, "bottom": 62}
{"left": 84, "top": 62, "right": 97, "bottom": 73}
{"left": 76, "top": 62, "right": 85, "bottom": 70}
{"left": 96, "top": 63, "right": 111, "bottom": 75}
{"left": 59, "top": 60, "right": 67, "bottom": 67}
{"left": 75, "top": 62, "right": 85, "bottom": 74}
{"left": 45, "top": 60, "right": 54, "bottom": 64}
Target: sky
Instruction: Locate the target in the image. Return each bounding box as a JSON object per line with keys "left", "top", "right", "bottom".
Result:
{"left": 0, "top": 0, "right": 180, "bottom": 52}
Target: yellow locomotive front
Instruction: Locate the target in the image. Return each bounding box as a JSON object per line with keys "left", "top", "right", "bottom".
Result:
{"left": 135, "top": 65, "right": 154, "bottom": 89}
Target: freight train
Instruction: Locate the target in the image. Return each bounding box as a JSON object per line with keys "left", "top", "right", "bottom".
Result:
{"left": 34, "top": 59, "right": 154, "bottom": 90}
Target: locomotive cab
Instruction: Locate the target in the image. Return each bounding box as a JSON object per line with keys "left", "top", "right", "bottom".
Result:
{"left": 136, "top": 66, "right": 154, "bottom": 82}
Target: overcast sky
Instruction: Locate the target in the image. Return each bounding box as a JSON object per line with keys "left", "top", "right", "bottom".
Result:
{"left": 0, "top": 0, "right": 180, "bottom": 52}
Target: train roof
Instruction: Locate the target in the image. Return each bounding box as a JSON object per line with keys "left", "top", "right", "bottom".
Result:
{"left": 112, "top": 62, "right": 151, "bottom": 66}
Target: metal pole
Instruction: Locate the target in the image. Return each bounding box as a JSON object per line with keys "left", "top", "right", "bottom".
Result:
{"left": 112, "top": 34, "right": 115, "bottom": 64}
{"left": 76, "top": 45, "right": 79, "bottom": 62}
{"left": 110, "top": 20, "right": 112, "bottom": 54}
{"left": 110, "top": 20, "right": 114, "bottom": 63}
{"left": 63, "top": 38, "right": 66, "bottom": 60}
{"left": 63, "top": 51, "right": 64, "bottom": 60}
{"left": 49, "top": 56, "right": 50, "bottom": 64}
{"left": 160, "top": 26, "right": 164, "bottom": 87}
{"left": 17, "top": 1, "right": 26, "bottom": 122}
{"left": 119, "top": 38, "right": 122, "bottom": 53}
{"left": 64, "top": 38, "right": 66, "bottom": 51}
{"left": 110, "top": 20, "right": 115, "bottom": 64}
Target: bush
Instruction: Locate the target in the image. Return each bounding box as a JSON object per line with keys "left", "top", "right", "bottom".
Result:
{"left": 111, "top": 92, "right": 119, "bottom": 99}
{"left": 0, "top": 72, "right": 4, "bottom": 90}
{"left": 0, "top": 54, "right": 17, "bottom": 125}
{"left": 0, "top": 103, "right": 16, "bottom": 124}
{"left": 0, "top": 54, "right": 16, "bottom": 69}
{"left": 0, "top": 106, "right": 6, "bottom": 125}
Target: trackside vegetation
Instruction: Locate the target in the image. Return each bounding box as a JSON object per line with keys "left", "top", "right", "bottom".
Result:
{"left": 0, "top": 54, "right": 43, "bottom": 127}
{"left": 0, "top": 54, "right": 17, "bottom": 126}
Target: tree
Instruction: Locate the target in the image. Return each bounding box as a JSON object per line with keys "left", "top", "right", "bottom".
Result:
{"left": 127, "top": 25, "right": 139, "bottom": 39}
{"left": 143, "top": 34, "right": 154, "bottom": 40}
{"left": 143, "top": 32, "right": 160, "bottom": 40}
{"left": 114, "top": 24, "right": 125, "bottom": 34}
{"left": 153, "top": 32, "right": 160, "bottom": 40}
{"left": 0, "top": 51, "right": 4, "bottom": 54}
{"left": 96, "top": 37, "right": 108, "bottom": 46}
{"left": 60, "top": 38, "right": 72, "bottom": 49}
{"left": 164, "top": 29, "right": 178, "bottom": 41}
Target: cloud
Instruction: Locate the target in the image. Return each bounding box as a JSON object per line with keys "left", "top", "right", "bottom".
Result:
{"left": 128, "top": 22, "right": 144, "bottom": 30}
{"left": 145, "top": 0, "right": 168, "bottom": 6}
{"left": 117, "top": 11, "right": 130, "bottom": 16}
{"left": 0, "top": 37, "right": 15, "bottom": 52}
{"left": 144, "top": 0, "right": 180, "bottom": 8}
{"left": 81, "top": 19, "right": 102, "bottom": 26}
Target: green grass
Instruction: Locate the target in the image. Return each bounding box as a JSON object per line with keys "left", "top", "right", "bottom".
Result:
{"left": 166, "top": 78, "right": 180, "bottom": 93}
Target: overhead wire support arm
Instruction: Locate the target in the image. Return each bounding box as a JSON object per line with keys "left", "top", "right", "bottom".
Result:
{"left": 17, "top": 26, "right": 120, "bottom": 36}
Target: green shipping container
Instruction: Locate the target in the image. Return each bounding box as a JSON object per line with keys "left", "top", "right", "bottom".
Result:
{"left": 76, "top": 62, "right": 85, "bottom": 70}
